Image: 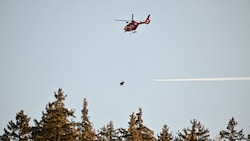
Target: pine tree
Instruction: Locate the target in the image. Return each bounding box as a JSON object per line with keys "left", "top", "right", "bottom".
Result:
{"left": 31, "top": 118, "right": 43, "bottom": 141}
{"left": 96, "top": 126, "right": 108, "bottom": 141}
{"left": 32, "top": 88, "right": 79, "bottom": 141}
{"left": 219, "top": 117, "right": 244, "bottom": 141}
{"left": 246, "top": 131, "right": 250, "bottom": 141}
{"left": 1, "top": 110, "right": 31, "bottom": 141}
{"left": 246, "top": 127, "right": 250, "bottom": 141}
{"left": 136, "top": 108, "right": 155, "bottom": 141}
{"left": 157, "top": 124, "right": 173, "bottom": 141}
{"left": 97, "top": 121, "right": 120, "bottom": 141}
{"left": 128, "top": 112, "right": 142, "bottom": 141}
{"left": 0, "top": 134, "right": 10, "bottom": 141}
{"left": 120, "top": 108, "right": 155, "bottom": 141}
{"left": 177, "top": 119, "right": 210, "bottom": 141}
{"left": 79, "top": 98, "right": 96, "bottom": 141}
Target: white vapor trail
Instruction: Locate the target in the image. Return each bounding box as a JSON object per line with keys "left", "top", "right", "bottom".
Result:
{"left": 154, "top": 77, "right": 250, "bottom": 82}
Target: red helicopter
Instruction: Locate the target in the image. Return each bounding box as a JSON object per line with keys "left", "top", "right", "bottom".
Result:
{"left": 115, "top": 14, "right": 150, "bottom": 32}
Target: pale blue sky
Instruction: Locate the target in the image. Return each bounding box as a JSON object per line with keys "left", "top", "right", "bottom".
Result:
{"left": 1, "top": 0, "right": 250, "bottom": 138}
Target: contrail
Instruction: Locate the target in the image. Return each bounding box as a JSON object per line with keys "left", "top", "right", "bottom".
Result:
{"left": 154, "top": 77, "right": 250, "bottom": 82}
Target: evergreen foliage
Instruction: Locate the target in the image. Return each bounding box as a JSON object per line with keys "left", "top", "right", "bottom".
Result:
{"left": 219, "top": 117, "right": 244, "bottom": 141}
{"left": 119, "top": 108, "right": 155, "bottom": 141}
{"left": 177, "top": 119, "right": 210, "bottom": 141}
{"left": 31, "top": 88, "right": 79, "bottom": 141}
{"left": 79, "top": 98, "right": 96, "bottom": 141}
{"left": 157, "top": 124, "right": 173, "bottom": 141}
{"left": 1, "top": 88, "right": 249, "bottom": 141}
{"left": 247, "top": 132, "right": 250, "bottom": 141}
{"left": 97, "top": 121, "right": 120, "bottom": 141}
{"left": 1, "top": 110, "right": 31, "bottom": 141}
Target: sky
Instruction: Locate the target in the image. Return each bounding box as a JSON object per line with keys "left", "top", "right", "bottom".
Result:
{"left": 0, "top": 0, "right": 250, "bottom": 138}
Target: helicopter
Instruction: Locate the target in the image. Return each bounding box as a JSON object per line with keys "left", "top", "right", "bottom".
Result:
{"left": 115, "top": 14, "right": 150, "bottom": 33}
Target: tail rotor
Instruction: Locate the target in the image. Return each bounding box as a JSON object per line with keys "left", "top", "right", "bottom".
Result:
{"left": 145, "top": 14, "right": 150, "bottom": 24}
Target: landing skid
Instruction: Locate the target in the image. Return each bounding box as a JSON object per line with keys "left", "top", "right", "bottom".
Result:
{"left": 125, "top": 30, "right": 137, "bottom": 34}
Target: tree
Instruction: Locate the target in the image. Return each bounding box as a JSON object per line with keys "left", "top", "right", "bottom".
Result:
{"left": 127, "top": 112, "right": 142, "bottom": 141}
{"left": 0, "top": 134, "right": 10, "bottom": 141}
{"left": 246, "top": 127, "right": 250, "bottom": 141}
{"left": 32, "top": 88, "right": 79, "bottom": 141}
{"left": 97, "top": 121, "right": 120, "bottom": 141}
{"left": 120, "top": 108, "right": 155, "bottom": 141}
{"left": 79, "top": 98, "right": 96, "bottom": 141}
{"left": 157, "top": 124, "right": 173, "bottom": 141}
{"left": 219, "top": 117, "right": 244, "bottom": 141}
{"left": 246, "top": 131, "right": 250, "bottom": 141}
{"left": 136, "top": 108, "right": 155, "bottom": 141}
{"left": 96, "top": 125, "right": 108, "bottom": 141}
{"left": 177, "top": 119, "right": 210, "bottom": 141}
{"left": 1, "top": 110, "right": 31, "bottom": 141}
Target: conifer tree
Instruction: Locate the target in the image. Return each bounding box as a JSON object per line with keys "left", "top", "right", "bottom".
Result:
{"left": 96, "top": 126, "right": 108, "bottom": 141}
{"left": 120, "top": 108, "right": 155, "bottom": 141}
{"left": 246, "top": 132, "right": 250, "bottom": 141}
{"left": 97, "top": 121, "right": 119, "bottom": 141}
{"left": 32, "top": 88, "right": 79, "bottom": 141}
{"left": 0, "top": 134, "right": 10, "bottom": 141}
{"left": 31, "top": 119, "right": 43, "bottom": 141}
{"left": 128, "top": 112, "right": 142, "bottom": 141}
{"left": 136, "top": 108, "right": 155, "bottom": 141}
{"left": 219, "top": 117, "right": 244, "bottom": 141}
{"left": 246, "top": 127, "right": 250, "bottom": 141}
{"left": 177, "top": 119, "right": 210, "bottom": 141}
{"left": 1, "top": 110, "right": 31, "bottom": 141}
{"left": 157, "top": 124, "right": 173, "bottom": 141}
{"left": 79, "top": 98, "right": 96, "bottom": 141}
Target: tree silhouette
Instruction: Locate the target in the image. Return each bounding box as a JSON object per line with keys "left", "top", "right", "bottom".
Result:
{"left": 128, "top": 112, "right": 142, "bottom": 140}
{"left": 2, "top": 88, "right": 250, "bottom": 141}
{"left": 177, "top": 119, "right": 210, "bottom": 141}
{"left": 1, "top": 110, "right": 31, "bottom": 141}
{"left": 32, "top": 88, "right": 79, "bottom": 141}
{"left": 79, "top": 98, "right": 96, "bottom": 141}
{"left": 246, "top": 131, "right": 250, "bottom": 141}
{"left": 136, "top": 108, "right": 155, "bottom": 141}
{"left": 219, "top": 117, "right": 244, "bottom": 141}
{"left": 97, "top": 121, "right": 120, "bottom": 141}
{"left": 120, "top": 108, "right": 155, "bottom": 141}
{"left": 157, "top": 124, "right": 173, "bottom": 141}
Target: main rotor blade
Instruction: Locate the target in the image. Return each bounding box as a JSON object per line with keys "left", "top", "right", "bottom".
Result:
{"left": 114, "top": 19, "right": 130, "bottom": 22}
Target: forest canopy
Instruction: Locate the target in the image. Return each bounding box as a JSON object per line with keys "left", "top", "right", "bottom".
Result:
{"left": 1, "top": 88, "right": 249, "bottom": 141}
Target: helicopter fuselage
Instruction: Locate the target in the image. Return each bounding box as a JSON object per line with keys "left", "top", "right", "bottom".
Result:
{"left": 124, "top": 21, "right": 139, "bottom": 32}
